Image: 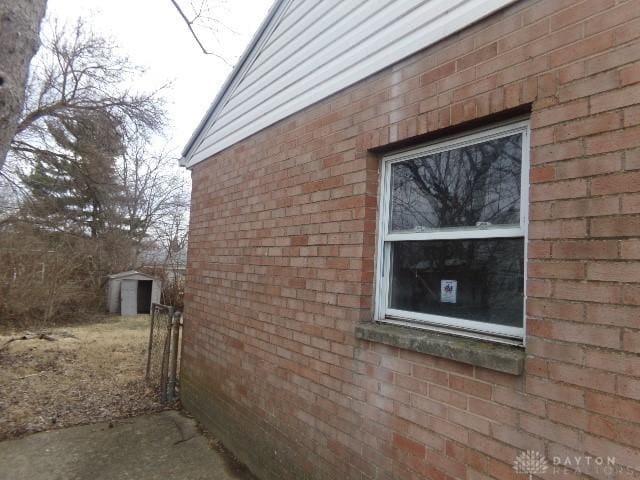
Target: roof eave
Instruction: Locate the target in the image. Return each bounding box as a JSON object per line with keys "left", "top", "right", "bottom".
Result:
{"left": 180, "top": 0, "right": 287, "bottom": 167}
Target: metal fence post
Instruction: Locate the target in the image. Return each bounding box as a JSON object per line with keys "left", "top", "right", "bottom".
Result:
{"left": 145, "top": 303, "right": 157, "bottom": 381}
{"left": 167, "top": 310, "right": 181, "bottom": 402}
{"left": 159, "top": 306, "right": 174, "bottom": 403}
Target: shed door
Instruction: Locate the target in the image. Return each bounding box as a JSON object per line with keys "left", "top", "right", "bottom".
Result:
{"left": 120, "top": 279, "right": 138, "bottom": 316}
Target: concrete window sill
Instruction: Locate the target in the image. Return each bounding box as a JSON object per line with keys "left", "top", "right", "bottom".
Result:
{"left": 354, "top": 322, "right": 525, "bottom": 375}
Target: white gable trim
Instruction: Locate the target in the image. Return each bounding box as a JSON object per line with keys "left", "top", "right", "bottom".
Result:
{"left": 180, "top": 0, "right": 291, "bottom": 166}
{"left": 182, "top": 0, "right": 517, "bottom": 169}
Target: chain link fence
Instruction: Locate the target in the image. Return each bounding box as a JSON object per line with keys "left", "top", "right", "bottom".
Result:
{"left": 145, "top": 303, "right": 182, "bottom": 403}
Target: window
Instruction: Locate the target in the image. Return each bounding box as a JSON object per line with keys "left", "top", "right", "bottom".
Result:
{"left": 375, "top": 121, "right": 529, "bottom": 342}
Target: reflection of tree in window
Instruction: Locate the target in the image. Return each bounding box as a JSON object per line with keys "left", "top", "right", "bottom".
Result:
{"left": 391, "top": 134, "right": 522, "bottom": 231}
{"left": 387, "top": 133, "right": 525, "bottom": 328}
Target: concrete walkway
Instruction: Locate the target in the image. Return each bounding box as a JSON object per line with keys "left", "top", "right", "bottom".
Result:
{"left": 0, "top": 411, "right": 253, "bottom": 480}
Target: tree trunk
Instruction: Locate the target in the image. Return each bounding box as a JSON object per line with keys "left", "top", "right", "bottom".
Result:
{"left": 0, "top": 0, "right": 47, "bottom": 170}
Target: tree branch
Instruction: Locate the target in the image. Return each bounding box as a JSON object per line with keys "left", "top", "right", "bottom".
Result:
{"left": 169, "top": 0, "right": 232, "bottom": 66}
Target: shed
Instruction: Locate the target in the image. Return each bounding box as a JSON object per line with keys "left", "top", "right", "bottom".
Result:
{"left": 106, "top": 271, "right": 161, "bottom": 315}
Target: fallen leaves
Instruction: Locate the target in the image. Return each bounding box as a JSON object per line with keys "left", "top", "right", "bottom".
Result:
{"left": 0, "top": 316, "right": 166, "bottom": 440}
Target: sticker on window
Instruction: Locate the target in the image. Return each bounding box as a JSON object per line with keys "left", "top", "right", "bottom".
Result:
{"left": 440, "top": 280, "right": 457, "bottom": 304}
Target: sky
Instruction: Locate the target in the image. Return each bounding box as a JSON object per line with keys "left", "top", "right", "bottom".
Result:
{"left": 46, "top": 0, "right": 274, "bottom": 159}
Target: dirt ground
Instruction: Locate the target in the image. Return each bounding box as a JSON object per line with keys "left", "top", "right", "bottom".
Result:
{"left": 0, "top": 315, "right": 165, "bottom": 440}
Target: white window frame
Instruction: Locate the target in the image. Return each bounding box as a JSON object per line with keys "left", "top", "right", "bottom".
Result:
{"left": 374, "top": 120, "right": 530, "bottom": 344}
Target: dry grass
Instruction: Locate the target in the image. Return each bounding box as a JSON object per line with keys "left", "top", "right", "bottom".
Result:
{"left": 0, "top": 315, "right": 166, "bottom": 440}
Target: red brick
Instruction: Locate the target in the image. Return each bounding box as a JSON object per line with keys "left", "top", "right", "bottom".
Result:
{"left": 183, "top": 3, "right": 640, "bottom": 477}
{"left": 624, "top": 105, "right": 640, "bottom": 127}
{"left": 522, "top": 0, "right": 575, "bottom": 26}
{"left": 623, "top": 284, "right": 640, "bottom": 306}
{"left": 552, "top": 240, "right": 619, "bottom": 259}
{"left": 584, "top": 391, "right": 640, "bottom": 422}
{"left": 587, "top": 261, "right": 640, "bottom": 283}
{"left": 584, "top": 434, "right": 640, "bottom": 469}
{"left": 411, "top": 393, "right": 448, "bottom": 418}
{"left": 530, "top": 179, "right": 587, "bottom": 202}
{"left": 584, "top": 348, "right": 640, "bottom": 376}
{"left": 586, "top": 40, "right": 640, "bottom": 75}
{"left": 529, "top": 219, "right": 587, "bottom": 239}
{"left": 621, "top": 240, "right": 640, "bottom": 259}
{"left": 558, "top": 62, "right": 585, "bottom": 84}
{"left": 547, "top": 402, "right": 589, "bottom": 430}
{"left": 587, "top": 415, "right": 640, "bottom": 449}
{"left": 529, "top": 165, "right": 554, "bottom": 183}
{"left": 449, "top": 376, "right": 492, "bottom": 400}
{"left": 528, "top": 240, "right": 552, "bottom": 259}
{"left": 531, "top": 99, "right": 588, "bottom": 128}
{"left": 381, "top": 356, "right": 412, "bottom": 375}
{"left": 531, "top": 140, "right": 583, "bottom": 165}
{"left": 469, "top": 398, "right": 518, "bottom": 425}
{"left": 456, "top": 43, "right": 498, "bottom": 70}
{"left": 520, "top": 414, "right": 581, "bottom": 449}
{"left": 548, "top": 362, "right": 616, "bottom": 392}
{"left": 420, "top": 62, "right": 455, "bottom": 85}
{"left": 622, "top": 193, "right": 640, "bottom": 214}
{"left": 585, "top": 0, "right": 640, "bottom": 36}
{"left": 528, "top": 318, "right": 620, "bottom": 348}
{"left": 549, "top": 0, "right": 614, "bottom": 32}
{"left": 592, "top": 171, "right": 640, "bottom": 195}
{"left": 586, "top": 304, "right": 640, "bottom": 328}
{"left": 551, "top": 196, "right": 619, "bottom": 219}
{"left": 412, "top": 365, "right": 449, "bottom": 386}
{"left": 557, "top": 70, "right": 619, "bottom": 103}
{"left": 621, "top": 64, "right": 640, "bottom": 88}
{"left": 526, "top": 376, "right": 584, "bottom": 407}
{"left": 617, "top": 376, "right": 640, "bottom": 401}
{"left": 528, "top": 261, "right": 585, "bottom": 280}
{"left": 498, "top": 19, "right": 549, "bottom": 53}
{"left": 549, "top": 30, "right": 615, "bottom": 68}
{"left": 393, "top": 433, "right": 426, "bottom": 457}
{"left": 553, "top": 152, "right": 622, "bottom": 180}
{"left": 554, "top": 112, "right": 622, "bottom": 141}
{"left": 626, "top": 149, "right": 640, "bottom": 170}
{"left": 468, "top": 431, "right": 520, "bottom": 463}
{"left": 591, "top": 216, "right": 640, "bottom": 237}
{"left": 527, "top": 297, "right": 585, "bottom": 321}
{"left": 614, "top": 15, "right": 640, "bottom": 45}
{"left": 447, "top": 409, "right": 491, "bottom": 435}
{"left": 591, "top": 84, "right": 640, "bottom": 114}
{"left": 526, "top": 336, "right": 584, "bottom": 364}
{"left": 430, "top": 385, "right": 468, "bottom": 410}
{"left": 526, "top": 23, "right": 583, "bottom": 59}
{"left": 552, "top": 280, "right": 622, "bottom": 304}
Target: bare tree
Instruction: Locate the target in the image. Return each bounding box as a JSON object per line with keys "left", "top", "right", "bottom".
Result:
{"left": 153, "top": 192, "right": 189, "bottom": 307}
{"left": 0, "top": 0, "right": 48, "bottom": 170}
{"left": 117, "top": 138, "right": 189, "bottom": 262}
{"left": 10, "top": 18, "right": 166, "bottom": 167}
{"left": 0, "top": 14, "right": 191, "bottom": 324}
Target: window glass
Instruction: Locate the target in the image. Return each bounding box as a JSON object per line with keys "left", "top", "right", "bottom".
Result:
{"left": 378, "top": 124, "right": 529, "bottom": 339}
{"left": 390, "top": 133, "right": 522, "bottom": 232}
{"left": 389, "top": 239, "right": 524, "bottom": 328}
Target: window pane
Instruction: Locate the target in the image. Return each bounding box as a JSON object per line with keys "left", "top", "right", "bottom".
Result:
{"left": 390, "top": 133, "right": 522, "bottom": 232}
{"left": 389, "top": 239, "right": 524, "bottom": 328}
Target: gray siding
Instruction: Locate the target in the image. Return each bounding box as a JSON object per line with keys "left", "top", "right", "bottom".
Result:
{"left": 107, "top": 279, "right": 121, "bottom": 313}
{"left": 184, "top": 0, "right": 517, "bottom": 167}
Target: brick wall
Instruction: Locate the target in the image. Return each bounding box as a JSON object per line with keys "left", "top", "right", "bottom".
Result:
{"left": 183, "top": 0, "right": 640, "bottom": 478}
